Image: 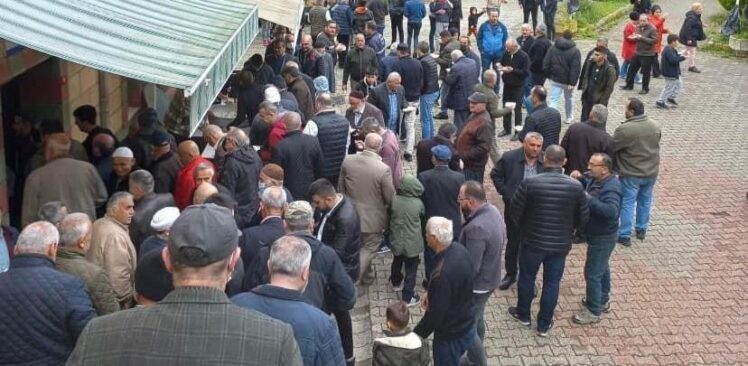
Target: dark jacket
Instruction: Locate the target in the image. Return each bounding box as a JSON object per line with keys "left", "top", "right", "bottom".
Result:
{"left": 418, "top": 165, "right": 465, "bottom": 240}
{"left": 249, "top": 63, "right": 275, "bottom": 86}
{"left": 289, "top": 78, "right": 315, "bottom": 123}
{"left": 369, "top": 83, "right": 407, "bottom": 130}
{"left": 460, "top": 204, "right": 506, "bottom": 292}
{"left": 392, "top": 56, "right": 424, "bottom": 101}
{"left": 379, "top": 51, "right": 400, "bottom": 83}
{"left": 528, "top": 35, "right": 552, "bottom": 75}
{"left": 445, "top": 56, "right": 479, "bottom": 111}
{"left": 679, "top": 10, "right": 706, "bottom": 47}
{"left": 266, "top": 51, "right": 299, "bottom": 75}
{"left": 331, "top": 3, "right": 353, "bottom": 36}
{"left": 455, "top": 111, "right": 493, "bottom": 171}
{"left": 151, "top": 151, "right": 181, "bottom": 194}
{"left": 415, "top": 135, "right": 461, "bottom": 173}
{"left": 368, "top": 0, "right": 389, "bottom": 25}
{"left": 139, "top": 235, "right": 167, "bottom": 258}
{"left": 580, "top": 48, "right": 620, "bottom": 85}
{"left": 490, "top": 147, "right": 544, "bottom": 205}
{"left": 560, "top": 121, "right": 614, "bottom": 174}
{"left": 231, "top": 82, "right": 264, "bottom": 127}
{"left": 404, "top": 0, "right": 427, "bottom": 24}
{"left": 436, "top": 38, "right": 460, "bottom": 79}
{"left": 389, "top": 175, "right": 425, "bottom": 258}
{"left": 543, "top": 37, "right": 582, "bottom": 86}
{"left": 517, "top": 35, "right": 535, "bottom": 53}
{"left": 413, "top": 243, "right": 475, "bottom": 341}
{"left": 372, "top": 328, "right": 431, "bottom": 366}
{"left": 612, "top": 114, "right": 661, "bottom": 178}
{"left": 344, "top": 46, "right": 378, "bottom": 84}
{"left": 232, "top": 285, "right": 346, "bottom": 366}
{"left": 519, "top": 103, "right": 562, "bottom": 150}
{"left": 578, "top": 58, "right": 617, "bottom": 106}
{"left": 352, "top": 6, "right": 375, "bottom": 34}
{"left": 630, "top": 0, "right": 651, "bottom": 15}
{"left": 220, "top": 144, "right": 263, "bottom": 228}
{"left": 661, "top": 45, "right": 686, "bottom": 78}
{"left": 315, "top": 51, "right": 336, "bottom": 93}
{"left": 578, "top": 174, "right": 622, "bottom": 236}
{"left": 429, "top": 0, "right": 452, "bottom": 23}
{"left": 634, "top": 22, "right": 658, "bottom": 56}
{"left": 0, "top": 255, "right": 96, "bottom": 365}
{"left": 312, "top": 110, "right": 350, "bottom": 182}
{"left": 345, "top": 102, "right": 385, "bottom": 131}
{"left": 510, "top": 168, "right": 590, "bottom": 255}
{"left": 272, "top": 130, "right": 324, "bottom": 201}
{"left": 418, "top": 54, "right": 440, "bottom": 94}
{"left": 82, "top": 126, "right": 118, "bottom": 160}
{"left": 314, "top": 195, "right": 361, "bottom": 281}
{"left": 462, "top": 48, "right": 482, "bottom": 79}
{"left": 56, "top": 248, "right": 120, "bottom": 316}
{"left": 500, "top": 49, "right": 531, "bottom": 87}
{"left": 240, "top": 216, "right": 285, "bottom": 292}
{"left": 130, "top": 192, "right": 176, "bottom": 250}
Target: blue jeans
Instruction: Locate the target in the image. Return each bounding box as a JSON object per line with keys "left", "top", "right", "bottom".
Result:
{"left": 620, "top": 61, "right": 642, "bottom": 83}
{"left": 433, "top": 326, "right": 478, "bottom": 366}
{"left": 439, "top": 82, "right": 450, "bottom": 113}
{"left": 549, "top": 80, "right": 574, "bottom": 123}
{"left": 420, "top": 91, "right": 439, "bottom": 138}
{"left": 618, "top": 176, "right": 656, "bottom": 239}
{"left": 480, "top": 53, "right": 502, "bottom": 73}
{"left": 584, "top": 234, "right": 617, "bottom": 315}
{"left": 466, "top": 291, "right": 492, "bottom": 366}
{"left": 516, "top": 245, "right": 567, "bottom": 331}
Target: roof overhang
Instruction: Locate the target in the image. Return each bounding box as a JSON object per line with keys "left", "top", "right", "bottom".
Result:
{"left": 0, "top": 0, "right": 259, "bottom": 136}
{"left": 243, "top": 0, "right": 305, "bottom": 43}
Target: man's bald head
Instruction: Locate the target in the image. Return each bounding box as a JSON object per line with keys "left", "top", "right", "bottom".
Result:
{"left": 193, "top": 182, "right": 218, "bottom": 204}
{"left": 92, "top": 133, "right": 115, "bottom": 158}
{"left": 483, "top": 69, "right": 497, "bottom": 87}
{"left": 364, "top": 133, "right": 383, "bottom": 152}
{"left": 45, "top": 133, "right": 71, "bottom": 160}
{"left": 177, "top": 140, "right": 200, "bottom": 165}
{"left": 284, "top": 112, "right": 303, "bottom": 131}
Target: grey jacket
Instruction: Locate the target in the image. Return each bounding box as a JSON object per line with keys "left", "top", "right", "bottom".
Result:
{"left": 458, "top": 203, "right": 506, "bottom": 292}
{"left": 613, "top": 114, "right": 661, "bottom": 178}
{"left": 67, "top": 287, "right": 303, "bottom": 366}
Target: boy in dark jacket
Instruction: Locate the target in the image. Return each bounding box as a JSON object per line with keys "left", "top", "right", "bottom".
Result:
{"left": 373, "top": 302, "right": 431, "bottom": 366}
{"left": 656, "top": 34, "right": 686, "bottom": 109}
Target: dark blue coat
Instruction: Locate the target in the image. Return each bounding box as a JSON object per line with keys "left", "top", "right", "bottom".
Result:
{"left": 0, "top": 255, "right": 96, "bottom": 365}
{"left": 404, "top": 0, "right": 427, "bottom": 23}
{"left": 579, "top": 174, "right": 622, "bottom": 236}
{"left": 392, "top": 55, "right": 424, "bottom": 101}
{"left": 240, "top": 216, "right": 285, "bottom": 292}
{"left": 518, "top": 103, "right": 562, "bottom": 150}
{"left": 444, "top": 56, "right": 479, "bottom": 111}
{"left": 233, "top": 285, "right": 346, "bottom": 366}
{"left": 660, "top": 45, "right": 686, "bottom": 78}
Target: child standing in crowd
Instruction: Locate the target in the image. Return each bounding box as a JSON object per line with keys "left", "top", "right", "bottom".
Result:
{"left": 656, "top": 34, "right": 686, "bottom": 109}
{"left": 388, "top": 175, "right": 425, "bottom": 307}
{"left": 467, "top": 6, "right": 485, "bottom": 38}
{"left": 372, "top": 302, "right": 431, "bottom": 366}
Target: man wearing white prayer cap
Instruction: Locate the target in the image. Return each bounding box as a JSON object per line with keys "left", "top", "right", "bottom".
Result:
{"left": 109, "top": 147, "right": 138, "bottom": 194}
{"left": 138, "top": 206, "right": 179, "bottom": 257}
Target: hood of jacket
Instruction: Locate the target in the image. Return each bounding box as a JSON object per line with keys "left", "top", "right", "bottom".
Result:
{"left": 226, "top": 144, "right": 258, "bottom": 165}
{"left": 685, "top": 10, "right": 700, "bottom": 20}
{"left": 553, "top": 37, "right": 576, "bottom": 51}
{"left": 398, "top": 174, "right": 424, "bottom": 198}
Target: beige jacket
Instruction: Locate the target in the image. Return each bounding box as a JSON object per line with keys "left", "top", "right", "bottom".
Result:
{"left": 87, "top": 216, "right": 137, "bottom": 306}
{"left": 338, "top": 150, "right": 396, "bottom": 233}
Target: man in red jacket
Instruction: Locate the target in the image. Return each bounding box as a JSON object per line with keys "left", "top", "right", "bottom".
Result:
{"left": 173, "top": 140, "right": 215, "bottom": 209}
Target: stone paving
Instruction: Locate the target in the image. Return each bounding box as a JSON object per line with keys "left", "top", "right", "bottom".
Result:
{"left": 250, "top": 0, "right": 748, "bottom": 364}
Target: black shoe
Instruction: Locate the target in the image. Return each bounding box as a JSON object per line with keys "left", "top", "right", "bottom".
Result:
{"left": 509, "top": 134, "right": 519, "bottom": 141}
{"left": 498, "top": 274, "right": 516, "bottom": 290}
{"left": 667, "top": 98, "right": 678, "bottom": 106}
{"left": 572, "top": 234, "right": 586, "bottom": 244}
{"left": 497, "top": 131, "right": 510, "bottom": 137}
{"left": 617, "top": 236, "right": 632, "bottom": 246}
{"left": 537, "top": 320, "right": 554, "bottom": 337}
{"left": 688, "top": 66, "right": 701, "bottom": 73}
{"left": 638, "top": 89, "right": 649, "bottom": 95}
{"left": 655, "top": 101, "right": 668, "bottom": 109}
{"left": 403, "top": 153, "right": 413, "bottom": 162}
{"left": 433, "top": 112, "right": 448, "bottom": 120}
{"left": 619, "top": 85, "right": 634, "bottom": 91}
{"left": 346, "top": 357, "right": 356, "bottom": 366}
{"left": 422, "top": 279, "right": 429, "bottom": 290}
{"left": 507, "top": 306, "right": 531, "bottom": 326}
{"left": 652, "top": 74, "right": 661, "bottom": 78}
{"left": 635, "top": 229, "right": 646, "bottom": 241}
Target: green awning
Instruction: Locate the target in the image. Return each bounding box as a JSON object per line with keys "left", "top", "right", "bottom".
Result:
{"left": 0, "top": 0, "right": 259, "bottom": 136}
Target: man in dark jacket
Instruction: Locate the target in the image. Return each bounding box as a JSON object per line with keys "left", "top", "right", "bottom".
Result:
{"left": 232, "top": 235, "right": 346, "bottom": 366}
{"left": 490, "top": 133, "right": 544, "bottom": 290}
{"left": 367, "top": 0, "right": 389, "bottom": 35}
{"left": 368, "top": 73, "right": 408, "bottom": 136}
{"left": 678, "top": 3, "right": 706, "bottom": 72}
{"left": 343, "top": 33, "right": 379, "bottom": 92}
{"left": 296, "top": 35, "right": 320, "bottom": 78}
{"left": 527, "top": 24, "right": 552, "bottom": 87}
{"left": 561, "top": 104, "right": 614, "bottom": 174}
{"left": 220, "top": 128, "right": 262, "bottom": 229}
{"left": 543, "top": 31, "right": 581, "bottom": 124}
{"left": 500, "top": 39, "right": 531, "bottom": 137}
{"left": 392, "top": 43, "right": 423, "bottom": 159}
{"left": 434, "top": 30, "right": 461, "bottom": 119}
{"left": 73, "top": 105, "right": 118, "bottom": 160}
{"left": 149, "top": 130, "right": 181, "bottom": 194}
{"left": 579, "top": 38, "right": 620, "bottom": 89}
{"left": 416, "top": 41, "right": 440, "bottom": 139}
{"left": 282, "top": 66, "right": 315, "bottom": 122}
{"left": 415, "top": 122, "right": 461, "bottom": 173}
{"left": 266, "top": 39, "right": 299, "bottom": 75}
{"left": 519, "top": 86, "right": 561, "bottom": 149}
{"left": 578, "top": 45, "right": 618, "bottom": 121}
{"left": 128, "top": 170, "right": 176, "bottom": 250}
{"left": 389, "top": 0, "right": 406, "bottom": 45}
{"left": 455, "top": 92, "right": 493, "bottom": 183}
{"left": 508, "top": 145, "right": 589, "bottom": 337}
{"left": 621, "top": 14, "right": 658, "bottom": 94}
{"left": 230, "top": 71, "right": 264, "bottom": 128}
{"left": 305, "top": 93, "right": 350, "bottom": 184}
{"left": 445, "top": 50, "right": 479, "bottom": 128}
{"left": 0, "top": 221, "right": 96, "bottom": 365}
{"left": 569, "top": 153, "right": 622, "bottom": 325}
{"left": 520, "top": 0, "right": 540, "bottom": 29}
{"left": 313, "top": 41, "right": 336, "bottom": 93}
{"left": 241, "top": 186, "right": 287, "bottom": 291}
{"left": 417, "top": 145, "right": 464, "bottom": 280}
{"left": 414, "top": 217, "right": 477, "bottom": 365}
{"left": 542, "top": 0, "right": 559, "bottom": 40}
{"left": 272, "top": 113, "right": 324, "bottom": 201}
{"left": 459, "top": 36, "right": 482, "bottom": 79}
{"left": 246, "top": 53, "right": 276, "bottom": 86}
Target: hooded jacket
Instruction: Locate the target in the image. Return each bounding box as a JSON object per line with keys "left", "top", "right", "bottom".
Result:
{"left": 389, "top": 175, "right": 425, "bottom": 258}
{"left": 372, "top": 328, "right": 431, "bottom": 366}
{"left": 221, "top": 144, "right": 262, "bottom": 228}
{"left": 543, "top": 37, "right": 582, "bottom": 86}
{"left": 477, "top": 20, "right": 509, "bottom": 57}
{"left": 679, "top": 10, "right": 706, "bottom": 47}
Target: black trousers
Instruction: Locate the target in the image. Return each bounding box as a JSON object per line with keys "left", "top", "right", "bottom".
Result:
{"left": 543, "top": 6, "right": 557, "bottom": 40}
{"left": 429, "top": 16, "right": 437, "bottom": 52}
{"left": 407, "top": 23, "right": 422, "bottom": 53}
{"left": 504, "top": 210, "right": 521, "bottom": 278}
{"left": 332, "top": 309, "right": 353, "bottom": 359}
{"left": 391, "top": 255, "right": 420, "bottom": 302}
{"left": 580, "top": 99, "right": 594, "bottom": 123}
{"left": 652, "top": 53, "right": 661, "bottom": 77}
{"left": 625, "top": 55, "right": 655, "bottom": 91}
{"left": 523, "top": 4, "right": 539, "bottom": 29}
{"left": 390, "top": 14, "right": 404, "bottom": 44}
{"left": 502, "top": 86, "right": 524, "bottom": 134}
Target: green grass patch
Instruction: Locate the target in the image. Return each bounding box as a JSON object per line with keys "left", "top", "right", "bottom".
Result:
{"left": 700, "top": 11, "right": 748, "bottom": 58}
{"left": 564, "top": 0, "right": 630, "bottom": 38}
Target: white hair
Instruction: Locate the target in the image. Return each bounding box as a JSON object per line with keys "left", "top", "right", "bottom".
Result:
{"left": 261, "top": 186, "right": 288, "bottom": 210}
{"left": 16, "top": 221, "right": 59, "bottom": 255}
{"left": 386, "top": 72, "right": 402, "bottom": 82}
{"left": 450, "top": 49, "right": 463, "bottom": 62}
{"left": 269, "top": 236, "right": 312, "bottom": 277}
{"left": 226, "top": 127, "right": 250, "bottom": 147}
{"left": 426, "top": 217, "right": 453, "bottom": 246}
{"left": 59, "top": 213, "right": 91, "bottom": 247}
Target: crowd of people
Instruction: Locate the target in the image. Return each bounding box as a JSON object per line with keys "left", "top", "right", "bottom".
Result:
{"left": 1, "top": 0, "right": 708, "bottom": 365}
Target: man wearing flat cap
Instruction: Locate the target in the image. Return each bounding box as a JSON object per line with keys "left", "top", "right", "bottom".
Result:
{"left": 69, "top": 204, "right": 303, "bottom": 366}
{"left": 455, "top": 92, "right": 494, "bottom": 183}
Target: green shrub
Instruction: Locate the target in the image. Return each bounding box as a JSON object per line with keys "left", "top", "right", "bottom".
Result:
{"left": 719, "top": 0, "right": 748, "bottom": 15}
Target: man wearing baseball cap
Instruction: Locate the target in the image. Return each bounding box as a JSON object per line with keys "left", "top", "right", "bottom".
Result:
{"left": 455, "top": 92, "right": 494, "bottom": 183}
{"left": 68, "top": 204, "right": 303, "bottom": 365}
